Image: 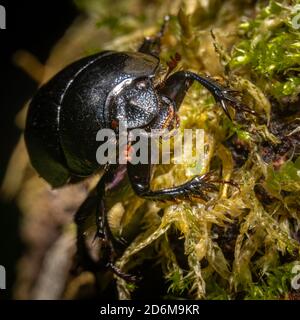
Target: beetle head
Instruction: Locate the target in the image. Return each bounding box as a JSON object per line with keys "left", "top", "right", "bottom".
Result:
{"left": 105, "top": 77, "right": 160, "bottom": 129}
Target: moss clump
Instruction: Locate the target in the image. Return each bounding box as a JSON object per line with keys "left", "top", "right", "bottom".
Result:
{"left": 230, "top": 0, "right": 300, "bottom": 103}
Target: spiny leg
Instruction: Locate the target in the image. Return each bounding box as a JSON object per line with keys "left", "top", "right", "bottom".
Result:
{"left": 127, "top": 147, "right": 239, "bottom": 202}
{"left": 74, "top": 183, "right": 114, "bottom": 274}
{"left": 89, "top": 183, "right": 128, "bottom": 278}
{"left": 95, "top": 172, "right": 137, "bottom": 282}
{"left": 126, "top": 111, "right": 218, "bottom": 201}
{"left": 159, "top": 70, "right": 255, "bottom": 119}
{"left": 138, "top": 15, "right": 169, "bottom": 57}
{"left": 74, "top": 195, "right": 102, "bottom": 272}
{"left": 74, "top": 168, "right": 137, "bottom": 282}
{"left": 127, "top": 162, "right": 225, "bottom": 202}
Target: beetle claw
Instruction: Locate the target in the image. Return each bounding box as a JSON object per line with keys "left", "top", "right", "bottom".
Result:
{"left": 179, "top": 171, "right": 240, "bottom": 201}
{"left": 219, "top": 99, "right": 232, "bottom": 120}
{"left": 216, "top": 89, "right": 257, "bottom": 118}
{"left": 107, "top": 262, "right": 140, "bottom": 283}
{"left": 93, "top": 225, "right": 106, "bottom": 243}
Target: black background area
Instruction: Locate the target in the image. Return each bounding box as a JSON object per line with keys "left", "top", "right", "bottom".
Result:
{"left": 0, "top": 0, "right": 78, "bottom": 299}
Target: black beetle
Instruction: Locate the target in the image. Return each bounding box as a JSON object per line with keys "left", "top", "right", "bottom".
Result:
{"left": 25, "top": 17, "right": 248, "bottom": 281}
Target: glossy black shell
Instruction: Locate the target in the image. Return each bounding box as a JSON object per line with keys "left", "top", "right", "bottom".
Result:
{"left": 25, "top": 51, "right": 159, "bottom": 187}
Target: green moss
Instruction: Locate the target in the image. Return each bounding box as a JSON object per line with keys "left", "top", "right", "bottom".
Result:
{"left": 229, "top": 0, "right": 300, "bottom": 102}
{"left": 246, "top": 262, "right": 299, "bottom": 300}
{"left": 266, "top": 157, "right": 300, "bottom": 193}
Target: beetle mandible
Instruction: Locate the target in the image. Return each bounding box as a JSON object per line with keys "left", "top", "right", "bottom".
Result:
{"left": 25, "top": 16, "right": 249, "bottom": 281}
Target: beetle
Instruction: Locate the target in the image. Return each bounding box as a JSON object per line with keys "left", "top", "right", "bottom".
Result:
{"left": 25, "top": 17, "right": 250, "bottom": 281}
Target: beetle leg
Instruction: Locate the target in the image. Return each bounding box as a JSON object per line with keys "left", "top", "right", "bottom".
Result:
{"left": 138, "top": 15, "right": 169, "bottom": 57}
{"left": 159, "top": 71, "right": 256, "bottom": 119}
{"left": 74, "top": 168, "right": 137, "bottom": 282}
{"left": 74, "top": 195, "right": 103, "bottom": 272}
{"left": 127, "top": 162, "right": 225, "bottom": 202}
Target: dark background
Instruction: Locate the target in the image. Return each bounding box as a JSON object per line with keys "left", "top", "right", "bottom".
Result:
{"left": 0, "top": 0, "right": 78, "bottom": 299}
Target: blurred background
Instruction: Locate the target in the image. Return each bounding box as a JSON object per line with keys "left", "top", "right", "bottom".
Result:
{"left": 0, "top": 0, "right": 77, "bottom": 299}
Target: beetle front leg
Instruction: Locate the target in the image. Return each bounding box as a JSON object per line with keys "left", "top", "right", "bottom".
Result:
{"left": 138, "top": 15, "right": 169, "bottom": 57}
{"left": 159, "top": 71, "right": 255, "bottom": 119}
{"left": 127, "top": 162, "right": 219, "bottom": 202}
